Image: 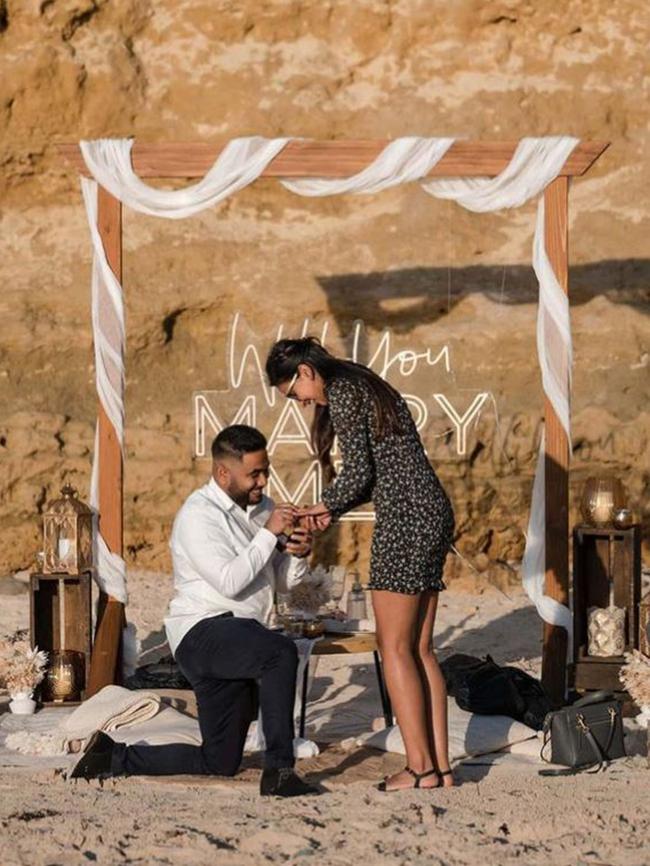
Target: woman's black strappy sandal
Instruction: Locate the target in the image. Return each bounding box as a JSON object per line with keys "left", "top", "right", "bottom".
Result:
{"left": 377, "top": 766, "right": 440, "bottom": 792}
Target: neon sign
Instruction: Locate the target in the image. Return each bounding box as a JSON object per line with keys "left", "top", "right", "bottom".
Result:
{"left": 193, "top": 314, "right": 490, "bottom": 520}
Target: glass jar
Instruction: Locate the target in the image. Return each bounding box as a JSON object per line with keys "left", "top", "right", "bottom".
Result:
{"left": 346, "top": 574, "right": 367, "bottom": 620}
{"left": 580, "top": 477, "right": 626, "bottom": 527}
{"left": 41, "top": 650, "right": 85, "bottom": 702}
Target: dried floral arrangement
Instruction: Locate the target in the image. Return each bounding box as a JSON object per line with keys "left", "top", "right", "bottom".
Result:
{"left": 619, "top": 649, "right": 650, "bottom": 709}
{"left": 288, "top": 565, "right": 333, "bottom": 615}
{"left": 0, "top": 630, "right": 48, "bottom": 695}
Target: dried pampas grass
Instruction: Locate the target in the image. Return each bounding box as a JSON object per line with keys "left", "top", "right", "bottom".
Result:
{"left": 619, "top": 649, "right": 650, "bottom": 708}
{"left": 0, "top": 630, "right": 48, "bottom": 694}
{"left": 288, "top": 565, "right": 333, "bottom": 614}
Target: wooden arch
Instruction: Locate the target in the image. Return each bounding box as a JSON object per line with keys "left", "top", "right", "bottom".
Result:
{"left": 60, "top": 139, "right": 609, "bottom": 705}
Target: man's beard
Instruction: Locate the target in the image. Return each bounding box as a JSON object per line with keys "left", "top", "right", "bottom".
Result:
{"left": 230, "top": 484, "right": 262, "bottom": 509}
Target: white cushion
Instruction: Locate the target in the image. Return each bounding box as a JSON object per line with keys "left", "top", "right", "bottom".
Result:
{"left": 361, "top": 698, "right": 537, "bottom": 762}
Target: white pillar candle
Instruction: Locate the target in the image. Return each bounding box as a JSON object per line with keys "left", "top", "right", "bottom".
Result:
{"left": 587, "top": 605, "right": 626, "bottom": 656}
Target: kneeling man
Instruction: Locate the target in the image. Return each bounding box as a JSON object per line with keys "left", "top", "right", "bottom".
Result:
{"left": 72, "top": 425, "right": 318, "bottom": 797}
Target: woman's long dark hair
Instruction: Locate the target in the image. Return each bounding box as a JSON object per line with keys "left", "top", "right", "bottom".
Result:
{"left": 265, "top": 337, "right": 405, "bottom": 481}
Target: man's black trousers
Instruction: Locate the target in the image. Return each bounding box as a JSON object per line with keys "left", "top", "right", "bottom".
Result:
{"left": 111, "top": 615, "right": 298, "bottom": 777}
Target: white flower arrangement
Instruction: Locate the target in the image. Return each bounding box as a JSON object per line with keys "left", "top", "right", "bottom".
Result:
{"left": 619, "top": 649, "right": 650, "bottom": 728}
{"left": 0, "top": 631, "right": 48, "bottom": 695}
{"left": 288, "top": 565, "right": 333, "bottom": 615}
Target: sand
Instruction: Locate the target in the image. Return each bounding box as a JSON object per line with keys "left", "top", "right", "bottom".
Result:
{"left": 1, "top": 572, "right": 648, "bottom": 865}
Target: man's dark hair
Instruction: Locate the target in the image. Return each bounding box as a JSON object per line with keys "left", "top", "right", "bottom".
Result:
{"left": 211, "top": 425, "right": 267, "bottom": 461}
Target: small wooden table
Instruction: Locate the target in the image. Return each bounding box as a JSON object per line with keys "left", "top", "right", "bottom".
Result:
{"left": 299, "top": 632, "right": 393, "bottom": 738}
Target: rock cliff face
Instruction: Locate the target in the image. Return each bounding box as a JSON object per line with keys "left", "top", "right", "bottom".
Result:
{"left": 1, "top": 0, "right": 648, "bottom": 584}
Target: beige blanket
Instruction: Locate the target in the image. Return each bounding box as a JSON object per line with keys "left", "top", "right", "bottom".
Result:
{"left": 61, "top": 685, "right": 160, "bottom": 744}
{"left": 5, "top": 686, "right": 161, "bottom": 755}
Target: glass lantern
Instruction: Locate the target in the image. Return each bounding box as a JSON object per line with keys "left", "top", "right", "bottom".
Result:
{"left": 40, "top": 649, "right": 85, "bottom": 703}
{"left": 42, "top": 484, "right": 93, "bottom": 575}
{"left": 580, "top": 476, "right": 626, "bottom": 527}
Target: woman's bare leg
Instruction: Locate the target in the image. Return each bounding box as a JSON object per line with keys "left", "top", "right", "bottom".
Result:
{"left": 372, "top": 589, "right": 438, "bottom": 790}
{"left": 415, "top": 591, "right": 454, "bottom": 785}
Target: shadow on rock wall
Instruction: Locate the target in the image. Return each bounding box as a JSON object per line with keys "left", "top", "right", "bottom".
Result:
{"left": 317, "top": 258, "right": 650, "bottom": 334}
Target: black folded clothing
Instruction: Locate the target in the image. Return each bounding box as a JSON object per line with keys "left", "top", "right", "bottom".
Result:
{"left": 125, "top": 655, "right": 191, "bottom": 690}
{"left": 440, "top": 652, "right": 551, "bottom": 730}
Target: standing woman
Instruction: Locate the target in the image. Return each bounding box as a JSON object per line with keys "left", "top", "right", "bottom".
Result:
{"left": 265, "top": 337, "right": 456, "bottom": 791}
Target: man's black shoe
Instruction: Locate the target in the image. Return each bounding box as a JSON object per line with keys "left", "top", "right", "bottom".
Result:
{"left": 69, "top": 730, "right": 117, "bottom": 780}
{"left": 260, "top": 767, "right": 320, "bottom": 797}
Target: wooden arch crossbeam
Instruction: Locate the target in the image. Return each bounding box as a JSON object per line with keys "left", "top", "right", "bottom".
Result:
{"left": 59, "top": 139, "right": 609, "bottom": 705}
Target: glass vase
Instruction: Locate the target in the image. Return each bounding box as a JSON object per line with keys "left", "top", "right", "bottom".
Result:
{"left": 580, "top": 477, "right": 626, "bottom": 527}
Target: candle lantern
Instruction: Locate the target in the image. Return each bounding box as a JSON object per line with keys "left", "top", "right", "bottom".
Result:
{"left": 570, "top": 523, "right": 642, "bottom": 695}
{"left": 40, "top": 649, "right": 86, "bottom": 703}
{"left": 580, "top": 476, "right": 626, "bottom": 527}
{"left": 32, "top": 484, "right": 93, "bottom": 705}
{"left": 43, "top": 484, "right": 93, "bottom": 575}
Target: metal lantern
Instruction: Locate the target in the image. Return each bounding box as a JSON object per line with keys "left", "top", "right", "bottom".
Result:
{"left": 43, "top": 484, "right": 93, "bottom": 575}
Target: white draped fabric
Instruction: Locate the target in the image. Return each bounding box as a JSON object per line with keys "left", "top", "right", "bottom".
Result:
{"left": 282, "top": 137, "right": 455, "bottom": 195}
{"left": 80, "top": 179, "right": 128, "bottom": 604}
{"left": 520, "top": 430, "right": 574, "bottom": 633}
{"left": 80, "top": 135, "right": 575, "bottom": 647}
{"left": 422, "top": 136, "right": 578, "bottom": 214}
{"left": 80, "top": 137, "right": 290, "bottom": 219}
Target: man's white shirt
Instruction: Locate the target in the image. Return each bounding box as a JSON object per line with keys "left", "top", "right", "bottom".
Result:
{"left": 164, "top": 478, "right": 308, "bottom": 654}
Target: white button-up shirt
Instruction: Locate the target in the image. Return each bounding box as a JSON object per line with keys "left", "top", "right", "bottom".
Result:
{"left": 164, "top": 478, "right": 309, "bottom": 655}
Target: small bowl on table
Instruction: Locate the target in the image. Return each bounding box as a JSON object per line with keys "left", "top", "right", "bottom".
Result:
{"left": 278, "top": 614, "right": 305, "bottom": 637}
{"left": 302, "top": 620, "right": 325, "bottom": 638}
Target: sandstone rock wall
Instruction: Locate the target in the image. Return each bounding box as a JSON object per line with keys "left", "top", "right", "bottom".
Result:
{"left": 1, "top": 0, "right": 648, "bottom": 584}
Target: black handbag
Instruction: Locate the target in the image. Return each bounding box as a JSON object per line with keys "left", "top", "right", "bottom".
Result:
{"left": 539, "top": 690, "right": 626, "bottom": 775}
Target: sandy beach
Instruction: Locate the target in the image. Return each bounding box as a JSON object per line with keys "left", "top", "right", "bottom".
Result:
{"left": 1, "top": 755, "right": 648, "bottom": 866}
{"left": 1, "top": 572, "right": 648, "bottom": 866}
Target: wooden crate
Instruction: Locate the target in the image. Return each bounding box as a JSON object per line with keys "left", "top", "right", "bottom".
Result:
{"left": 570, "top": 525, "right": 641, "bottom": 694}
{"left": 30, "top": 571, "right": 92, "bottom": 702}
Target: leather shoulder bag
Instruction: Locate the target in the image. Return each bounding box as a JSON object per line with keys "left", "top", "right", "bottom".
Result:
{"left": 539, "top": 690, "right": 625, "bottom": 776}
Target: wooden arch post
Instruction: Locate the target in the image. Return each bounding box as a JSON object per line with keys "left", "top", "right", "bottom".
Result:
{"left": 86, "top": 186, "right": 126, "bottom": 696}
{"left": 542, "top": 175, "right": 570, "bottom": 705}
{"left": 60, "top": 140, "right": 608, "bottom": 703}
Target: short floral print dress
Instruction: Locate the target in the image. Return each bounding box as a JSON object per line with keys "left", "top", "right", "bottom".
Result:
{"left": 320, "top": 377, "right": 455, "bottom": 594}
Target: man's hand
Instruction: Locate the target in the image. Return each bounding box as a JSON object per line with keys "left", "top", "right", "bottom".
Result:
{"left": 285, "top": 526, "right": 313, "bottom": 559}
{"left": 265, "top": 502, "right": 297, "bottom": 537}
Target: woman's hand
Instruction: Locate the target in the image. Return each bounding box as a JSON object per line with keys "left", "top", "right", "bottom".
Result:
{"left": 298, "top": 503, "right": 332, "bottom": 532}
